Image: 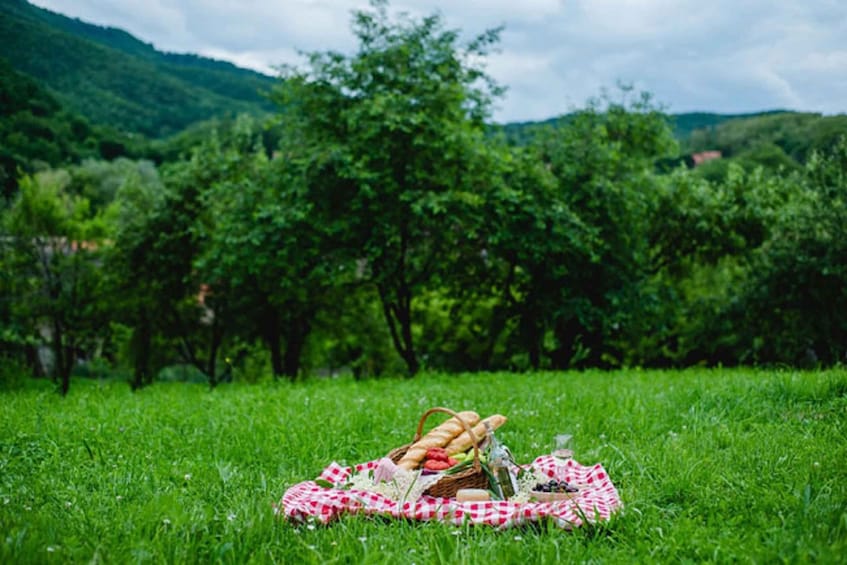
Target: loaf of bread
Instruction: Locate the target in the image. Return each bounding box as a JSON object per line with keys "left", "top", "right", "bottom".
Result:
{"left": 396, "top": 411, "right": 480, "bottom": 470}
{"left": 444, "top": 414, "right": 507, "bottom": 456}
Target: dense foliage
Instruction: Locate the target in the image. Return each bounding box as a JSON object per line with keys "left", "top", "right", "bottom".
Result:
{"left": 1, "top": 1, "right": 846, "bottom": 393}
{"left": 0, "top": 59, "right": 145, "bottom": 198}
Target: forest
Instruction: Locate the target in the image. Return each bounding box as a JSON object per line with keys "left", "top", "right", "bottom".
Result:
{"left": 1, "top": 1, "right": 846, "bottom": 395}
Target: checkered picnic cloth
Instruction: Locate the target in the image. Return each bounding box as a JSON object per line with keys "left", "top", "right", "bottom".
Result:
{"left": 279, "top": 455, "right": 621, "bottom": 529}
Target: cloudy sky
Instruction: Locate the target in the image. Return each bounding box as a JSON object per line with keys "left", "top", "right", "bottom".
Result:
{"left": 29, "top": 0, "right": 847, "bottom": 123}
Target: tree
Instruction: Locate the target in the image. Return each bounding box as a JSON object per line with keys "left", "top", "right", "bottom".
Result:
{"left": 529, "top": 89, "right": 678, "bottom": 368}
{"left": 273, "top": 0, "right": 503, "bottom": 375}
{"left": 2, "top": 170, "right": 107, "bottom": 394}
{"left": 106, "top": 132, "right": 245, "bottom": 389}
{"left": 737, "top": 137, "right": 847, "bottom": 365}
{"left": 195, "top": 117, "right": 339, "bottom": 380}
{"left": 102, "top": 160, "right": 169, "bottom": 389}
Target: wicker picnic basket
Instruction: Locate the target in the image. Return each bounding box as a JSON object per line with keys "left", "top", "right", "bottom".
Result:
{"left": 387, "top": 407, "right": 490, "bottom": 499}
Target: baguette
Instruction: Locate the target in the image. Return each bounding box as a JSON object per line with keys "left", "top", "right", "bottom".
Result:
{"left": 444, "top": 414, "right": 507, "bottom": 456}
{"left": 396, "top": 411, "right": 480, "bottom": 470}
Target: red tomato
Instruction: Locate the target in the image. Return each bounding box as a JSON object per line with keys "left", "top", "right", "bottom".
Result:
{"left": 423, "top": 459, "right": 451, "bottom": 471}
{"left": 425, "top": 448, "right": 449, "bottom": 462}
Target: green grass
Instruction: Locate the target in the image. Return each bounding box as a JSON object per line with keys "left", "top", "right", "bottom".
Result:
{"left": 1, "top": 369, "right": 845, "bottom": 563}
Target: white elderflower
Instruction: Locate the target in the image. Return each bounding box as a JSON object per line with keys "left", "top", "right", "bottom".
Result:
{"left": 346, "top": 467, "right": 442, "bottom": 502}
{"left": 511, "top": 468, "right": 548, "bottom": 504}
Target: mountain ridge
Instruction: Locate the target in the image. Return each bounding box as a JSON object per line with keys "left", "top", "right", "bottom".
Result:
{"left": 0, "top": 0, "right": 276, "bottom": 137}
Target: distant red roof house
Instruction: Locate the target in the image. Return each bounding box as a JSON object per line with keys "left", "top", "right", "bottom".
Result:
{"left": 691, "top": 150, "right": 722, "bottom": 166}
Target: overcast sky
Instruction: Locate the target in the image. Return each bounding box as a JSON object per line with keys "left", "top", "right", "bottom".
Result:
{"left": 29, "top": 0, "right": 847, "bottom": 123}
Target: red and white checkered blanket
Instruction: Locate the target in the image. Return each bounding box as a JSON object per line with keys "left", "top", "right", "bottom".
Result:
{"left": 279, "top": 455, "right": 621, "bottom": 529}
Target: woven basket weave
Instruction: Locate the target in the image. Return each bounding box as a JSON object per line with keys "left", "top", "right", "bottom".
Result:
{"left": 387, "top": 407, "right": 490, "bottom": 499}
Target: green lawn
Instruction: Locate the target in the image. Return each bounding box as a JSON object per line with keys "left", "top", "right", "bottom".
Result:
{"left": 1, "top": 369, "right": 845, "bottom": 563}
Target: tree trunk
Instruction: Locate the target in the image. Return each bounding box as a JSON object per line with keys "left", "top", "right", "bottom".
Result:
{"left": 261, "top": 308, "right": 284, "bottom": 379}
{"left": 269, "top": 334, "right": 284, "bottom": 379}
{"left": 480, "top": 260, "right": 518, "bottom": 370}
{"left": 51, "top": 318, "right": 73, "bottom": 396}
{"left": 378, "top": 282, "right": 419, "bottom": 377}
{"left": 518, "top": 300, "right": 543, "bottom": 370}
{"left": 283, "top": 308, "right": 314, "bottom": 381}
{"left": 206, "top": 315, "right": 223, "bottom": 388}
{"left": 551, "top": 317, "right": 580, "bottom": 370}
{"left": 130, "top": 316, "right": 152, "bottom": 391}
{"left": 60, "top": 342, "right": 74, "bottom": 396}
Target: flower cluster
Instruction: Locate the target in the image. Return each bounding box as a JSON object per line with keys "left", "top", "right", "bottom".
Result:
{"left": 509, "top": 467, "right": 548, "bottom": 504}
{"left": 346, "top": 463, "right": 443, "bottom": 502}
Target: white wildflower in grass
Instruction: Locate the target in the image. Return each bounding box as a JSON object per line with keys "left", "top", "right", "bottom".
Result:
{"left": 116, "top": 495, "right": 123, "bottom": 501}
{"left": 65, "top": 501, "right": 73, "bottom": 508}
{"left": 358, "top": 536, "right": 367, "bottom": 543}
{"left": 46, "top": 546, "right": 56, "bottom": 552}
{"left": 306, "top": 524, "right": 315, "bottom": 530}
{"left": 162, "top": 518, "right": 171, "bottom": 526}
{"left": 184, "top": 473, "right": 192, "bottom": 481}
{"left": 227, "top": 513, "right": 236, "bottom": 522}
{"left": 514, "top": 536, "right": 523, "bottom": 541}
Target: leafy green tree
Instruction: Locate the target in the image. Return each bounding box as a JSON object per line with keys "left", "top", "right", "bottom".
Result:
{"left": 634, "top": 164, "right": 771, "bottom": 366}
{"left": 195, "top": 117, "right": 338, "bottom": 380}
{"left": 69, "top": 158, "right": 161, "bottom": 212}
{"left": 101, "top": 160, "right": 168, "bottom": 389}
{"left": 273, "top": 0, "right": 503, "bottom": 375}
{"left": 1, "top": 169, "right": 108, "bottom": 394}
{"left": 737, "top": 138, "right": 847, "bottom": 365}
{"left": 106, "top": 132, "right": 249, "bottom": 389}
{"left": 528, "top": 89, "right": 678, "bottom": 368}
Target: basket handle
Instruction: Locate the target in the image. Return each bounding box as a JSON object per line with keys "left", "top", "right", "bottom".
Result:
{"left": 412, "top": 407, "right": 483, "bottom": 472}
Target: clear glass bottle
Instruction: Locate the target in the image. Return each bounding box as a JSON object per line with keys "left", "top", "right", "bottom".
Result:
{"left": 553, "top": 434, "right": 574, "bottom": 460}
{"left": 486, "top": 423, "right": 517, "bottom": 500}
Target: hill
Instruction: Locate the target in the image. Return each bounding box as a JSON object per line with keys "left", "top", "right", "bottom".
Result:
{"left": 498, "top": 109, "right": 846, "bottom": 175}
{"left": 497, "top": 110, "right": 796, "bottom": 147}
{"left": 669, "top": 110, "right": 792, "bottom": 139}
{"left": 683, "top": 111, "right": 847, "bottom": 161}
{"left": 0, "top": 58, "right": 145, "bottom": 198}
{"left": 0, "top": 0, "right": 276, "bottom": 137}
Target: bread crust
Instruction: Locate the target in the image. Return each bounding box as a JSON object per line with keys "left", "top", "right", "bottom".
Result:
{"left": 444, "top": 414, "right": 507, "bottom": 456}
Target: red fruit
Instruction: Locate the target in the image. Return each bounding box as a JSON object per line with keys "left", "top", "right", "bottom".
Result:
{"left": 447, "top": 457, "right": 458, "bottom": 466}
{"left": 424, "top": 459, "right": 451, "bottom": 471}
{"left": 426, "top": 448, "right": 448, "bottom": 462}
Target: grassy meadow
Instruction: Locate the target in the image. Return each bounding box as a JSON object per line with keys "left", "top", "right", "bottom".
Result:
{"left": 1, "top": 369, "right": 845, "bottom": 563}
